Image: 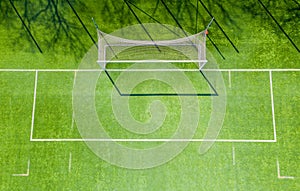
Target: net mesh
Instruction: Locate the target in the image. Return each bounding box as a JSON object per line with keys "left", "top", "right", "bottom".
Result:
{"left": 97, "top": 23, "right": 207, "bottom": 69}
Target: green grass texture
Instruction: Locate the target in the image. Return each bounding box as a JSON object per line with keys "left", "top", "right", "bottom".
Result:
{"left": 0, "top": 0, "right": 299, "bottom": 190}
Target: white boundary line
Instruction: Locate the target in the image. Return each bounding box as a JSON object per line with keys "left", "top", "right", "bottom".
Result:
{"left": 210, "top": 69, "right": 300, "bottom": 72}
{"left": 12, "top": 159, "right": 30, "bottom": 177}
{"left": 269, "top": 71, "right": 277, "bottom": 142}
{"left": 30, "top": 138, "right": 276, "bottom": 142}
{"left": 232, "top": 146, "right": 236, "bottom": 165}
{"left": 68, "top": 152, "right": 72, "bottom": 173}
{"left": 30, "top": 71, "right": 38, "bottom": 141}
{"left": 0, "top": 68, "right": 299, "bottom": 72}
{"left": 276, "top": 159, "right": 295, "bottom": 179}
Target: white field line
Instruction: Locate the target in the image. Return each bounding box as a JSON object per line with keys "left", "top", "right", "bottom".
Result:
{"left": 206, "top": 69, "right": 300, "bottom": 72}
{"left": 0, "top": 68, "right": 300, "bottom": 72}
{"left": 276, "top": 159, "right": 295, "bottom": 179}
{"left": 68, "top": 152, "right": 72, "bottom": 173}
{"left": 98, "top": 60, "right": 208, "bottom": 63}
{"left": 30, "top": 138, "right": 276, "bottom": 142}
{"left": 232, "top": 146, "right": 236, "bottom": 165}
{"left": 30, "top": 71, "right": 38, "bottom": 141}
{"left": 276, "top": 159, "right": 281, "bottom": 178}
{"left": 71, "top": 71, "right": 76, "bottom": 130}
{"left": 228, "top": 70, "right": 232, "bottom": 88}
{"left": 269, "top": 71, "right": 277, "bottom": 142}
{"left": 279, "top": 176, "right": 295, "bottom": 179}
{"left": 12, "top": 159, "right": 30, "bottom": 177}
{"left": 106, "top": 69, "right": 200, "bottom": 72}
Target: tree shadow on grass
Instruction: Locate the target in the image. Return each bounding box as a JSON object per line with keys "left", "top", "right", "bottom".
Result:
{"left": 0, "top": 0, "right": 91, "bottom": 60}
{"left": 1, "top": 0, "right": 297, "bottom": 60}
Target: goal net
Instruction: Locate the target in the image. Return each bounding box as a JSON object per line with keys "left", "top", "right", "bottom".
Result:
{"left": 96, "top": 23, "right": 207, "bottom": 71}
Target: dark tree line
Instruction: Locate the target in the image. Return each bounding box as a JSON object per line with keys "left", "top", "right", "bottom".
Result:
{"left": 0, "top": 0, "right": 298, "bottom": 55}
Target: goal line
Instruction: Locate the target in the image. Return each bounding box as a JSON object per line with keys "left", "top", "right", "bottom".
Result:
{"left": 0, "top": 68, "right": 299, "bottom": 72}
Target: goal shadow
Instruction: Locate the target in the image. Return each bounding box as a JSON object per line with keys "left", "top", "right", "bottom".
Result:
{"left": 104, "top": 69, "right": 218, "bottom": 97}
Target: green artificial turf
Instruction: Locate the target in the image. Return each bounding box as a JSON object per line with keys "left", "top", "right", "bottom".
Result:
{"left": 0, "top": 0, "right": 299, "bottom": 190}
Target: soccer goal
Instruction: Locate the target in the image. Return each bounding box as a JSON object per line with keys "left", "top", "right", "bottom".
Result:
{"left": 92, "top": 20, "right": 219, "bottom": 97}
{"left": 96, "top": 22, "right": 210, "bottom": 71}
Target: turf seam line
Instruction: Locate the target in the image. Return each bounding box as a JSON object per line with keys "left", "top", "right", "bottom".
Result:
{"left": 9, "top": 0, "right": 43, "bottom": 53}
{"left": 258, "top": 0, "right": 300, "bottom": 53}
{"left": 198, "top": 0, "right": 239, "bottom": 53}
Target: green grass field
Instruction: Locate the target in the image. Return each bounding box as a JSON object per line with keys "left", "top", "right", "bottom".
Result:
{"left": 0, "top": 0, "right": 299, "bottom": 190}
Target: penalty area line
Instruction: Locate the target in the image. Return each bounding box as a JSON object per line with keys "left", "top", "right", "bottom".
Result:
{"left": 269, "top": 71, "right": 277, "bottom": 142}
{"left": 30, "top": 138, "right": 277, "bottom": 142}
{"left": 30, "top": 70, "right": 38, "bottom": 141}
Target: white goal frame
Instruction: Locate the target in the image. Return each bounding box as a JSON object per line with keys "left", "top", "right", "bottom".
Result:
{"left": 96, "top": 29, "right": 208, "bottom": 70}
